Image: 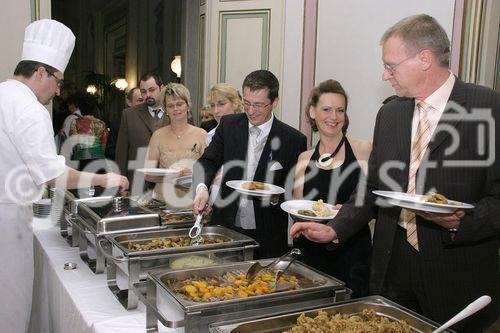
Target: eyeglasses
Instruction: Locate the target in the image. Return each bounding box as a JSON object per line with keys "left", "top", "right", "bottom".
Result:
{"left": 243, "top": 100, "right": 272, "bottom": 111}
{"left": 165, "top": 100, "right": 186, "bottom": 110}
{"left": 45, "top": 68, "right": 64, "bottom": 88}
{"left": 383, "top": 54, "right": 417, "bottom": 75}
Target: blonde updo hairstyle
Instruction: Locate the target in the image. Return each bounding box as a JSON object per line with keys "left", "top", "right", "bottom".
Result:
{"left": 207, "top": 83, "right": 243, "bottom": 113}
{"left": 163, "top": 82, "right": 192, "bottom": 109}
{"left": 305, "top": 79, "right": 349, "bottom": 133}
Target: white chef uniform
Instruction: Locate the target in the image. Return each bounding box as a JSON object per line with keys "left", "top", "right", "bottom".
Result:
{"left": 0, "top": 19, "right": 74, "bottom": 333}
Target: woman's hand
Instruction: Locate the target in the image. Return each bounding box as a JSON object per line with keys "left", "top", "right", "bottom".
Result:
{"left": 180, "top": 168, "right": 192, "bottom": 177}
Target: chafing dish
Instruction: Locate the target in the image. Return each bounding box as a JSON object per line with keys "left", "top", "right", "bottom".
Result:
{"left": 52, "top": 187, "right": 101, "bottom": 247}
{"left": 157, "top": 209, "right": 196, "bottom": 228}
{"left": 132, "top": 259, "right": 349, "bottom": 333}
{"left": 71, "top": 196, "right": 161, "bottom": 273}
{"left": 99, "top": 226, "right": 258, "bottom": 310}
{"left": 209, "top": 295, "right": 455, "bottom": 333}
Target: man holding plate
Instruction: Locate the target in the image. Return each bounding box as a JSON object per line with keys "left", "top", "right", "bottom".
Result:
{"left": 193, "top": 70, "right": 307, "bottom": 259}
{"left": 290, "top": 14, "right": 499, "bottom": 332}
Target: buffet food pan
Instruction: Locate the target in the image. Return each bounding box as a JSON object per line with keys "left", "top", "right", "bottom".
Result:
{"left": 209, "top": 295, "right": 455, "bottom": 333}
{"left": 157, "top": 209, "right": 196, "bottom": 228}
{"left": 132, "top": 259, "right": 349, "bottom": 333}
{"left": 71, "top": 196, "right": 161, "bottom": 273}
{"left": 99, "top": 226, "right": 259, "bottom": 309}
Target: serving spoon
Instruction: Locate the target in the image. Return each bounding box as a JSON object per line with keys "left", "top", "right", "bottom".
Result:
{"left": 431, "top": 295, "right": 491, "bottom": 333}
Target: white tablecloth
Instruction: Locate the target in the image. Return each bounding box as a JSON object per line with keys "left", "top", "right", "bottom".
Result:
{"left": 29, "top": 217, "right": 175, "bottom": 333}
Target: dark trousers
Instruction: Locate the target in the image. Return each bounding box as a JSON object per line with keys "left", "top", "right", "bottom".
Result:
{"left": 381, "top": 226, "right": 487, "bottom": 333}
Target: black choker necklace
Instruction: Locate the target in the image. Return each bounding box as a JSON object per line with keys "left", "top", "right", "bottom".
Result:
{"left": 316, "top": 135, "right": 346, "bottom": 167}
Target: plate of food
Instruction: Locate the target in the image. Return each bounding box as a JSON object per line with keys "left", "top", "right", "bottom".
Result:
{"left": 373, "top": 190, "right": 474, "bottom": 213}
{"left": 137, "top": 168, "right": 181, "bottom": 177}
{"left": 226, "top": 180, "right": 285, "bottom": 197}
{"left": 281, "top": 199, "right": 338, "bottom": 221}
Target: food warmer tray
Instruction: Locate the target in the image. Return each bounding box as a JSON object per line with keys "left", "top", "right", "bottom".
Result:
{"left": 52, "top": 187, "right": 103, "bottom": 247}
{"left": 99, "top": 225, "right": 259, "bottom": 309}
{"left": 132, "top": 259, "right": 350, "bottom": 333}
{"left": 209, "top": 295, "right": 455, "bottom": 333}
{"left": 71, "top": 196, "right": 161, "bottom": 273}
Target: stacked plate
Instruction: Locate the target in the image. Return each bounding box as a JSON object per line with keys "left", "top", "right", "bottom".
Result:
{"left": 33, "top": 198, "right": 52, "bottom": 217}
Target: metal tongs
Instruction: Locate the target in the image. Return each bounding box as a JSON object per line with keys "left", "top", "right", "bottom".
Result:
{"left": 188, "top": 212, "right": 205, "bottom": 246}
{"left": 246, "top": 248, "right": 301, "bottom": 290}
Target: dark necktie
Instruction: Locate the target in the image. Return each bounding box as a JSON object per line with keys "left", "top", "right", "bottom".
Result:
{"left": 152, "top": 109, "right": 163, "bottom": 129}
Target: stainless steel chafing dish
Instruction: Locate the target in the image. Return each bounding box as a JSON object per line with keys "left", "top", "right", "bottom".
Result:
{"left": 209, "top": 295, "right": 455, "bottom": 333}
{"left": 71, "top": 196, "right": 161, "bottom": 273}
{"left": 132, "top": 259, "right": 349, "bottom": 333}
{"left": 133, "top": 194, "right": 197, "bottom": 228}
{"left": 99, "top": 226, "right": 259, "bottom": 310}
{"left": 52, "top": 187, "right": 100, "bottom": 247}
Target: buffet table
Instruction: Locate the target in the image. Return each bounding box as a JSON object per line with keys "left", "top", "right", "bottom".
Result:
{"left": 29, "top": 217, "right": 175, "bottom": 333}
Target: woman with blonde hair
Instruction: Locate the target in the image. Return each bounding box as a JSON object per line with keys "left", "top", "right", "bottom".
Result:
{"left": 205, "top": 83, "right": 242, "bottom": 145}
{"left": 146, "top": 83, "right": 206, "bottom": 207}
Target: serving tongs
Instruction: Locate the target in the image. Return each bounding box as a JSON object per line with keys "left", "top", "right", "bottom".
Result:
{"left": 188, "top": 212, "right": 205, "bottom": 246}
{"left": 246, "top": 248, "right": 301, "bottom": 291}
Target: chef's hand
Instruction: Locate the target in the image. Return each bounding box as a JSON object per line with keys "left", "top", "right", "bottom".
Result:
{"left": 409, "top": 208, "right": 465, "bottom": 230}
{"left": 193, "top": 186, "right": 209, "bottom": 216}
{"left": 99, "top": 173, "right": 129, "bottom": 192}
{"left": 290, "top": 222, "right": 337, "bottom": 243}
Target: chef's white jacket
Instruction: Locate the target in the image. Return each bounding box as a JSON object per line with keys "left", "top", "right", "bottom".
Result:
{"left": 0, "top": 79, "right": 66, "bottom": 332}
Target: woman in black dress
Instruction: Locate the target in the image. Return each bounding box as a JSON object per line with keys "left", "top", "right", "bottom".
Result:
{"left": 293, "top": 79, "right": 372, "bottom": 297}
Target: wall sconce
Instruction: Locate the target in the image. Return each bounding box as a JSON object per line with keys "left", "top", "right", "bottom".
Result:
{"left": 113, "top": 78, "right": 128, "bottom": 91}
{"left": 171, "top": 55, "right": 181, "bottom": 78}
{"left": 86, "top": 85, "right": 97, "bottom": 95}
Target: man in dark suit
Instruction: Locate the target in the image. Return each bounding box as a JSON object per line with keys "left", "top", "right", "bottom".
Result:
{"left": 106, "top": 87, "right": 144, "bottom": 160}
{"left": 193, "top": 70, "right": 307, "bottom": 259}
{"left": 115, "top": 73, "right": 169, "bottom": 183}
{"left": 291, "top": 14, "right": 499, "bottom": 332}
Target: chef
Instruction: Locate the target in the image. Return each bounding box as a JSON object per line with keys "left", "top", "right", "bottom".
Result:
{"left": 0, "top": 19, "right": 128, "bottom": 332}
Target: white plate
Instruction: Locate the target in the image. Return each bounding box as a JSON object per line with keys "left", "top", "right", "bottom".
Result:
{"left": 137, "top": 168, "right": 181, "bottom": 176}
{"left": 373, "top": 190, "right": 474, "bottom": 213}
{"left": 281, "top": 200, "right": 338, "bottom": 221}
{"left": 226, "top": 180, "right": 285, "bottom": 197}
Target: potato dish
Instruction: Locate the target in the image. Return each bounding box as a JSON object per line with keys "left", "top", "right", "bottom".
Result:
{"left": 174, "top": 271, "right": 300, "bottom": 302}
{"left": 298, "top": 199, "right": 334, "bottom": 217}
{"left": 241, "top": 181, "right": 269, "bottom": 191}
{"left": 284, "top": 309, "right": 411, "bottom": 333}
{"left": 127, "top": 236, "right": 228, "bottom": 251}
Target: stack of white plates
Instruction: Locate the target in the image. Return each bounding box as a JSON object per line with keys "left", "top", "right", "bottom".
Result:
{"left": 33, "top": 198, "right": 52, "bottom": 217}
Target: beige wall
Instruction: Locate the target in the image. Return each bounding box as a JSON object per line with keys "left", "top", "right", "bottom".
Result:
{"left": 0, "top": 2, "right": 31, "bottom": 81}
{"left": 315, "top": 0, "right": 456, "bottom": 141}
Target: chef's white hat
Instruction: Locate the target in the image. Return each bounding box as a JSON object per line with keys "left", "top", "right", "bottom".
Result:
{"left": 21, "top": 19, "right": 75, "bottom": 73}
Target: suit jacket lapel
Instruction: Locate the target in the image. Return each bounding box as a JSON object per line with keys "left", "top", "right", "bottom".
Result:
{"left": 234, "top": 115, "right": 249, "bottom": 167}
{"left": 396, "top": 99, "right": 414, "bottom": 165}
{"left": 137, "top": 105, "right": 156, "bottom": 134}
{"left": 428, "top": 78, "right": 466, "bottom": 154}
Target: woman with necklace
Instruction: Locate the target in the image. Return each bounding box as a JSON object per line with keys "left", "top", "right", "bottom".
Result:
{"left": 146, "top": 83, "right": 206, "bottom": 207}
{"left": 293, "top": 79, "right": 372, "bottom": 297}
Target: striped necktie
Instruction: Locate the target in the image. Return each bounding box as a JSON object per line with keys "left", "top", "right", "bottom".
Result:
{"left": 404, "top": 101, "right": 431, "bottom": 251}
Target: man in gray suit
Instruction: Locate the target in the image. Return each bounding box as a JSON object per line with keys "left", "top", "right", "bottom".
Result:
{"left": 291, "top": 14, "right": 499, "bottom": 332}
{"left": 116, "top": 73, "right": 169, "bottom": 183}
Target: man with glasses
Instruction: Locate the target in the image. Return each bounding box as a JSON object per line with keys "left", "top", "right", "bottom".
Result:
{"left": 0, "top": 19, "right": 128, "bottom": 332}
{"left": 116, "top": 73, "right": 169, "bottom": 183}
{"left": 193, "top": 70, "right": 307, "bottom": 259}
{"left": 290, "top": 14, "right": 499, "bottom": 332}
